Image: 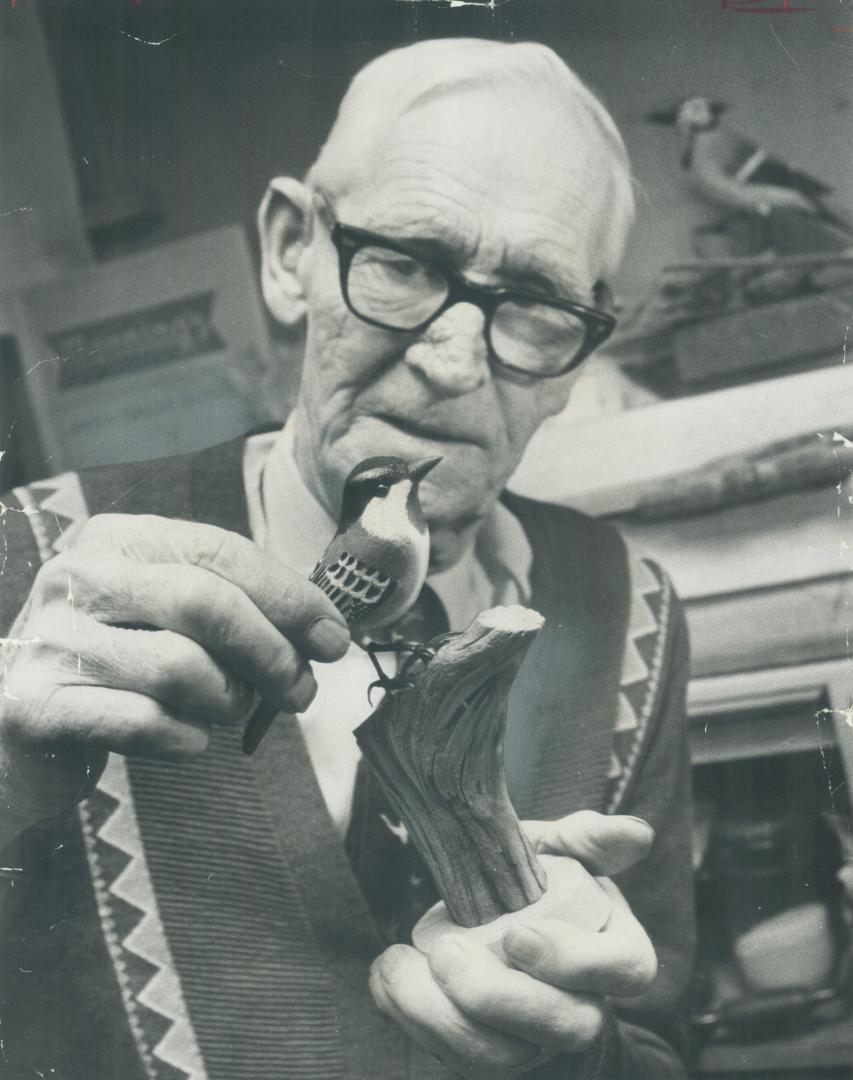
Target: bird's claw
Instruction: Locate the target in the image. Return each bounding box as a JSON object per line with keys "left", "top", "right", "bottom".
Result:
{"left": 367, "top": 674, "right": 416, "bottom": 704}
{"left": 364, "top": 639, "right": 442, "bottom": 703}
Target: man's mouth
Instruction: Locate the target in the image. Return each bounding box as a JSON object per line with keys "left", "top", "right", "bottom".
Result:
{"left": 371, "top": 412, "right": 474, "bottom": 445}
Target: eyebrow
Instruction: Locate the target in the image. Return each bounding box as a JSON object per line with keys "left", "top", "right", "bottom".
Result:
{"left": 355, "top": 217, "right": 579, "bottom": 301}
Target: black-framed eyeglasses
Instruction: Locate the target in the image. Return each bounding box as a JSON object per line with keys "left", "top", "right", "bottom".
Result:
{"left": 324, "top": 217, "right": 616, "bottom": 379}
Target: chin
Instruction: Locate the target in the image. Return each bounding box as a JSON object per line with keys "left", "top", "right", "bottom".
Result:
{"left": 420, "top": 469, "right": 502, "bottom": 533}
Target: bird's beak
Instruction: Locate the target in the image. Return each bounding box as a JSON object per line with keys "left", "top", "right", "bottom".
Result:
{"left": 407, "top": 456, "right": 442, "bottom": 482}
{"left": 710, "top": 101, "right": 729, "bottom": 117}
{"left": 646, "top": 108, "right": 678, "bottom": 125}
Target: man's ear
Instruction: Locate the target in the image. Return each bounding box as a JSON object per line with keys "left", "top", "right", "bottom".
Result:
{"left": 258, "top": 177, "right": 314, "bottom": 327}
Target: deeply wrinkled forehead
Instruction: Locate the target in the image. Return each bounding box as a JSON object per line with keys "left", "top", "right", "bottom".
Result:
{"left": 308, "top": 39, "right": 634, "bottom": 275}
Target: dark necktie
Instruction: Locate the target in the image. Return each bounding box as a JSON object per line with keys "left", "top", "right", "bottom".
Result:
{"left": 344, "top": 584, "right": 449, "bottom": 941}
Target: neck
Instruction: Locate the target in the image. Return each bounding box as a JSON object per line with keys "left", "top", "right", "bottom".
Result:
{"left": 428, "top": 517, "right": 484, "bottom": 572}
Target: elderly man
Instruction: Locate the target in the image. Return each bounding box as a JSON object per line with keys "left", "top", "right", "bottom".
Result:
{"left": 0, "top": 39, "right": 693, "bottom": 1080}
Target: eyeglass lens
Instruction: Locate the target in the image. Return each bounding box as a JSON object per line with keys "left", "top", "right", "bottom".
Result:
{"left": 348, "top": 245, "right": 448, "bottom": 328}
{"left": 346, "top": 244, "right": 588, "bottom": 374}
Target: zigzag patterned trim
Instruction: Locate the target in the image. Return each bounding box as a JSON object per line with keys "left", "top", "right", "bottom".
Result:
{"left": 604, "top": 557, "right": 672, "bottom": 814}
{"left": 12, "top": 472, "right": 88, "bottom": 560}
{"left": 79, "top": 756, "right": 207, "bottom": 1080}
{"left": 16, "top": 472, "right": 207, "bottom": 1080}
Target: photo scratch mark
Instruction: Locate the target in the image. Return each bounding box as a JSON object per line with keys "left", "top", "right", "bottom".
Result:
{"left": 0, "top": 206, "right": 32, "bottom": 218}
{"left": 111, "top": 28, "right": 179, "bottom": 46}
{"left": 0, "top": 502, "right": 36, "bottom": 518}
{"left": 74, "top": 15, "right": 179, "bottom": 47}
{"left": 0, "top": 666, "right": 19, "bottom": 701}
{"left": 770, "top": 19, "right": 800, "bottom": 68}
{"left": 393, "top": 0, "right": 511, "bottom": 7}
{"left": 16, "top": 352, "right": 74, "bottom": 383}
{"left": 816, "top": 705, "right": 853, "bottom": 730}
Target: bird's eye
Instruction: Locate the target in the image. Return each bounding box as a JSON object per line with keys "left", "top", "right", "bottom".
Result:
{"left": 375, "top": 483, "right": 390, "bottom": 497}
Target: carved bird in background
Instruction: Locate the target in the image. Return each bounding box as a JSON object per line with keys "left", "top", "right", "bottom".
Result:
{"left": 647, "top": 96, "right": 852, "bottom": 255}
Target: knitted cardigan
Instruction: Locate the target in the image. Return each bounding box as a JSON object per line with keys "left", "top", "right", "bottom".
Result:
{"left": 0, "top": 435, "right": 694, "bottom": 1080}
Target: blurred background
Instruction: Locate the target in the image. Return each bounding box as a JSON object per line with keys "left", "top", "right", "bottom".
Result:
{"left": 2, "top": 2, "right": 853, "bottom": 1076}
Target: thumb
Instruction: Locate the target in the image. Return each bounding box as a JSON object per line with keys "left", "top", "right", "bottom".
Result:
{"left": 521, "top": 811, "right": 655, "bottom": 876}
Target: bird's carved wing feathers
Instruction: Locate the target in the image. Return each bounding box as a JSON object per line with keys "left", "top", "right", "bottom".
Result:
{"left": 310, "top": 551, "right": 395, "bottom": 625}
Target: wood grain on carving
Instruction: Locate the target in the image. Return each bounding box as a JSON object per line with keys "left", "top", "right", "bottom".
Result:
{"left": 355, "top": 605, "right": 547, "bottom": 927}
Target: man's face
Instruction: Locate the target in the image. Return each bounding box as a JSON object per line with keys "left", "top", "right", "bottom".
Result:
{"left": 291, "top": 88, "right": 610, "bottom": 564}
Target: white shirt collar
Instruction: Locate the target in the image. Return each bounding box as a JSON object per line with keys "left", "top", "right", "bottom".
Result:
{"left": 244, "top": 416, "right": 532, "bottom": 630}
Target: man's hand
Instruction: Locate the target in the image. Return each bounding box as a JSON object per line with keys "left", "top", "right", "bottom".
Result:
{"left": 369, "top": 812, "right": 657, "bottom": 1079}
{"left": 0, "top": 514, "right": 350, "bottom": 835}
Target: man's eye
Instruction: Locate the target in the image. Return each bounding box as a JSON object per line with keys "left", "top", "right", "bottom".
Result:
{"left": 370, "top": 252, "right": 424, "bottom": 279}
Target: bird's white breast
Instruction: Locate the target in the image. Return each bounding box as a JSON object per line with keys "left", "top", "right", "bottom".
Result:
{"left": 360, "top": 478, "right": 430, "bottom": 583}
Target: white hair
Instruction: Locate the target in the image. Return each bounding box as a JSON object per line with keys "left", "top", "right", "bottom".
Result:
{"left": 308, "top": 38, "right": 635, "bottom": 276}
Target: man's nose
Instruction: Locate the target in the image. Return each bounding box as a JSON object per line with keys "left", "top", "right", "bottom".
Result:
{"left": 402, "top": 303, "right": 490, "bottom": 395}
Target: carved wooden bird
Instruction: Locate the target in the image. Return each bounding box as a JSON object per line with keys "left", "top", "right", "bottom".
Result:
{"left": 647, "top": 97, "right": 852, "bottom": 253}
{"left": 310, "top": 455, "right": 440, "bottom": 634}
{"left": 242, "top": 455, "right": 440, "bottom": 753}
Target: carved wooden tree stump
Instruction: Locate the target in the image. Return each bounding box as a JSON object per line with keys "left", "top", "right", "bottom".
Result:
{"left": 355, "top": 605, "right": 563, "bottom": 933}
{"left": 356, "top": 605, "right": 612, "bottom": 951}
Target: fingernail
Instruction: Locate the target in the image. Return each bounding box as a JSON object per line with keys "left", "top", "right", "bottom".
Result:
{"left": 305, "top": 616, "right": 350, "bottom": 659}
{"left": 626, "top": 816, "right": 656, "bottom": 841}
{"left": 504, "top": 925, "right": 546, "bottom": 966}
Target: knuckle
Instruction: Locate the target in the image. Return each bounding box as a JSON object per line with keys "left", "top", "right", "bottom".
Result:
{"left": 619, "top": 938, "right": 658, "bottom": 994}
{"left": 11, "top": 625, "right": 77, "bottom": 684}
{"left": 33, "top": 552, "right": 123, "bottom": 621}
{"left": 539, "top": 998, "right": 603, "bottom": 1054}
{"left": 69, "top": 563, "right": 126, "bottom": 621}
{"left": 75, "top": 513, "right": 123, "bottom": 549}
{"left": 148, "top": 639, "right": 196, "bottom": 700}
{"left": 537, "top": 996, "right": 585, "bottom": 1047}
{"left": 374, "top": 944, "right": 411, "bottom": 989}
{"left": 369, "top": 960, "right": 395, "bottom": 1010}
{"left": 268, "top": 645, "right": 308, "bottom": 696}
{"left": 272, "top": 573, "right": 312, "bottom": 623}
{"left": 571, "top": 1002, "right": 604, "bottom": 1050}
{"left": 442, "top": 967, "right": 490, "bottom": 1013}
{"left": 175, "top": 572, "right": 229, "bottom": 640}
{"left": 190, "top": 575, "right": 244, "bottom": 648}
{"left": 368, "top": 967, "right": 388, "bottom": 1010}
{"left": 192, "top": 524, "right": 240, "bottom": 573}
{"left": 32, "top": 551, "right": 74, "bottom": 603}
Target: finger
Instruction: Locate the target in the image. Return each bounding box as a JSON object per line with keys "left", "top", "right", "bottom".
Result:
{"left": 36, "top": 561, "right": 319, "bottom": 713}
{"left": 369, "top": 975, "right": 486, "bottom": 1079}
{"left": 503, "top": 890, "right": 658, "bottom": 997}
{"left": 370, "top": 945, "right": 536, "bottom": 1073}
{"left": 370, "top": 978, "right": 547, "bottom": 1080}
{"left": 427, "top": 935, "right": 604, "bottom": 1054}
{"left": 47, "top": 617, "right": 257, "bottom": 725}
{"left": 522, "top": 811, "right": 655, "bottom": 876}
{"left": 71, "top": 516, "right": 350, "bottom": 660}
{"left": 15, "top": 683, "right": 212, "bottom": 760}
